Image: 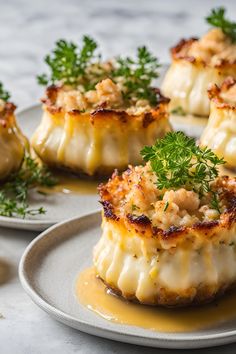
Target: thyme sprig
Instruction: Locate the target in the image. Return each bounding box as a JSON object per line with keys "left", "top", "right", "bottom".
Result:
{"left": 0, "top": 82, "right": 10, "bottom": 102}
{"left": 112, "top": 46, "right": 161, "bottom": 105}
{"left": 206, "top": 7, "right": 236, "bottom": 42}
{"left": 37, "top": 36, "right": 99, "bottom": 87}
{"left": 0, "top": 155, "right": 57, "bottom": 218}
{"left": 37, "top": 37, "right": 161, "bottom": 106}
{"left": 141, "top": 132, "right": 225, "bottom": 210}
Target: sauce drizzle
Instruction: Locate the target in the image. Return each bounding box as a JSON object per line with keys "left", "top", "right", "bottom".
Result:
{"left": 39, "top": 171, "right": 99, "bottom": 195}
{"left": 76, "top": 267, "right": 236, "bottom": 333}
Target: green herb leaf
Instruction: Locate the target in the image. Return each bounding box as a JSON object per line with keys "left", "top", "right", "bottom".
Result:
{"left": 141, "top": 132, "right": 225, "bottom": 210}
{"left": 164, "top": 201, "right": 169, "bottom": 212}
{"left": 38, "top": 37, "right": 161, "bottom": 106}
{"left": 171, "top": 106, "right": 186, "bottom": 116}
{"left": 206, "top": 7, "right": 236, "bottom": 42}
{"left": 210, "top": 191, "right": 221, "bottom": 213}
{"left": 37, "top": 36, "right": 98, "bottom": 87}
{"left": 37, "top": 73, "right": 48, "bottom": 86}
{"left": 0, "top": 155, "right": 57, "bottom": 218}
{"left": 0, "top": 82, "right": 10, "bottom": 102}
{"left": 131, "top": 204, "right": 140, "bottom": 212}
{"left": 112, "top": 46, "right": 161, "bottom": 106}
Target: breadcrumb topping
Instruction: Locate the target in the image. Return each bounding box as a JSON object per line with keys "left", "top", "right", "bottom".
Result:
{"left": 100, "top": 164, "right": 230, "bottom": 231}
{"left": 55, "top": 78, "right": 153, "bottom": 114}
{"left": 208, "top": 77, "right": 236, "bottom": 107}
{"left": 178, "top": 29, "right": 236, "bottom": 66}
{"left": 220, "top": 82, "right": 236, "bottom": 105}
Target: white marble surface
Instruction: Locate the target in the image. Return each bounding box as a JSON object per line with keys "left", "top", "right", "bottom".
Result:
{"left": 0, "top": 0, "right": 236, "bottom": 108}
{"left": 1, "top": 0, "right": 236, "bottom": 353}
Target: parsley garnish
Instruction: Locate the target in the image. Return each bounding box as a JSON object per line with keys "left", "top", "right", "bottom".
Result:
{"left": 112, "top": 46, "right": 160, "bottom": 105}
{"left": 0, "top": 155, "right": 57, "bottom": 218}
{"left": 206, "top": 7, "right": 236, "bottom": 42}
{"left": 0, "top": 82, "right": 10, "bottom": 102}
{"left": 141, "top": 132, "right": 225, "bottom": 210}
{"left": 38, "top": 37, "right": 161, "bottom": 106}
{"left": 37, "top": 36, "right": 99, "bottom": 87}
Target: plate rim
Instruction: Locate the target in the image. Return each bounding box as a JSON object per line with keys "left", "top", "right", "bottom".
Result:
{"left": 0, "top": 215, "right": 54, "bottom": 231}
{"left": 17, "top": 102, "right": 41, "bottom": 115}
{"left": 19, "top": 211, "right": 236, "bottom": 349}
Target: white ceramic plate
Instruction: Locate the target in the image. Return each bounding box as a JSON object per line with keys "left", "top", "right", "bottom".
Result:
{"left": 19, "top": 212, "right": 236, "bottom": 349}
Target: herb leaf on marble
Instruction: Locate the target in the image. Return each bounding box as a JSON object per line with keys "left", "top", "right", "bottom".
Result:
{"left": 0, "top": 82, "right": 10, "bottom": 102}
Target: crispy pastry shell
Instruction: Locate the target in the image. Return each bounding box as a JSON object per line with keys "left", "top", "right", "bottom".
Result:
{"left": 31, "top": 86, "right": 171, "bottom": 176}
{"left": 94, "top": 173, "right": 236, "bottom": 306}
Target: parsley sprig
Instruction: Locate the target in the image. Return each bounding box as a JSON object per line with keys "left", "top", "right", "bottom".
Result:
{"left": 0, "top": 82, "right": 10, "bottom": 102}
{"left": 38, "top": 36, "right": 161, "bottom": 106}
{"left": 37, "top": 36, "right": 99, "bottom": 87}
{"left": 141, "top": 132, "right": 225, "bottom": 210}
{"left": 0, "top": 155, "right": 57, "bottom": 218}
{"left": 206, "top": 7, "right": 236, "bottom": 42}
{"left": 112, "top": 46, "right": 160, "bottom": 105}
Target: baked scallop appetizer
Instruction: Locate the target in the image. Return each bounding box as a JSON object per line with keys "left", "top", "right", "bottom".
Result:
{"left": 94, "top": 132, "right": 236, "bottom": 307}
{"left": 201, "top": 77, "right": 236, "bottom": 169}
{"left": 161, "top": 8, "right": 236, "bottom": 117}
{"left": 32, "top": 37, "right": 171, "bottom": 176}
{"left": 0, "top": 83, "right": 27, "bottom": 181}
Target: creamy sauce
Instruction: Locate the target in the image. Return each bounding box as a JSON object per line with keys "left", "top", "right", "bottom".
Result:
{"left": 76, "top": 267, "right": 236, "bottom": 333}
{"left": 38, "top": 164, "right": 235, "bottom": 196}
{"left": 170, "top": 113, "right": 208, "bottom": 129}
{"left": 39, "top": 171, "right": 100, "bottom": 195}
{"left": 30, "top": 149, "right": 100, "bottom": 195}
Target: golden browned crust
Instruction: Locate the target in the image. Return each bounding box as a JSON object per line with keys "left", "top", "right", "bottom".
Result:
{"left": 41, "top": 85, "right": 170, "bottom": 127}
{"left": 171, "top": 37, "right": 236, "bottom": 68}
{"left": 208, "top": 77, "right": 236, "bottom": 110}
{"left": 0, "top": 102, "right": 17, "bottom": 127}
{"left": 99, "top": 169, "right": 236, "bottom": 241}
{"left": 171, "top": 38, "right": 198, "bottom": 63}
{"left": 41, "top": 85, "right": 62, "bottom": 113}
{"left": 100, "top": 276, "right": 236, "bottom": 307}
